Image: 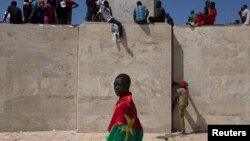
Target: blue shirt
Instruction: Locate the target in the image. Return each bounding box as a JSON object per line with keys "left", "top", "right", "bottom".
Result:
{"left": 133, "top": 5, "right": 149, "bottom": 21}
{"left": 30, "top": 0, "right": 38, "bottom": 13}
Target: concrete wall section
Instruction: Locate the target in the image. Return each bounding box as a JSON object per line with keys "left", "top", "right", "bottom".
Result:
{"left": 78, "top": 23, "right": 172, "bottom": 133}
{"left": 173, "top": 26, "right": 250, "bottom": 132}
{"left": 0, "top": 24, "right": 78, "bottom": 132}
{"left": 109, "top": 0, "right": 156, "bottom": 22}
{"left": 2, "top": 23, "right": 248, "bottom": 134}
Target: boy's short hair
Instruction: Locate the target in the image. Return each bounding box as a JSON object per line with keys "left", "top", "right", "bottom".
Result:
{"left": 210, "top": 2, "right": 215, "bottom": 7}
{"left": 116, "top": 74, "right": 131, "bottom": 88}
{"left": 137, "top": 1, "right": 142, "bottom": 6}
{"left": 104, "top": 0, "right": 109, "bottom": 6}
{"left": 156, "top": 0, "right": 161, "bottom": 7}
{"left": 11, "top": 1, "right": 17, "bottom": 6}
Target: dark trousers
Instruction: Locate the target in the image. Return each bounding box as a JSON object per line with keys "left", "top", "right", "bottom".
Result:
{"left": 136, "top": 19, "right": 147, "bottom": 24}
{"left": 109, "top": 18, "right": 123, "bottom": 37}
{"left": 86, "top": 3, "right": 92, "bottom": 21}
{"left": 148, "top": 16, "right": 164, "bottom": 23}
{"left": 58, "top": 18, "right": 67, "bottom": 24}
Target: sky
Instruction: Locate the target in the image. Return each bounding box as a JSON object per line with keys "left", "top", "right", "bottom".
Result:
{"left": 1, "top": 0, "right": 250, "bottom": 25}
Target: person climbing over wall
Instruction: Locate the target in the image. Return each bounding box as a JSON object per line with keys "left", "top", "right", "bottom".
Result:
{"left": 99, "top": 0, "right": 123, "bottom": 39}
{"left": 172, "top": 80, "right": 189, "bottom": 135}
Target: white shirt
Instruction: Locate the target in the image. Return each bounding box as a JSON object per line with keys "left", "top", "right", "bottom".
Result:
{"left": 100, "top": 5, "right": 113, "bottom": 22}
{"left": 96, "top": 0, "right": 104, "bottom": 6}
{"left": 242, "top": 8, "right": 250, "bottom": 25}
{"left": 2, "top": 11, "right": 10, "bottom": 22}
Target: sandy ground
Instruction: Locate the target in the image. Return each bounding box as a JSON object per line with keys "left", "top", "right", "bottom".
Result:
{"left": 0, "top": 131, "right": 207, "bottom": 141}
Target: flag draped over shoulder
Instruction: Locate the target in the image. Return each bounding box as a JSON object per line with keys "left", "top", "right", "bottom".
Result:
{"left": 106, "top": 92, "right": 143, "bottom": 141}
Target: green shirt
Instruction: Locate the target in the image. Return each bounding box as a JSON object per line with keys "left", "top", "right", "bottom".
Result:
{"left": 188, "top": 13, "right": 195, "bottom": 22}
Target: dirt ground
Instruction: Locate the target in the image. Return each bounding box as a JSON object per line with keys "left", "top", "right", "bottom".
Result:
{"left": 0, "top": 131, "right": 207, "bottom": 141}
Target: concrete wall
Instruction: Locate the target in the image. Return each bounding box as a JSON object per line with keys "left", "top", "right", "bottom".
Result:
{"left": 0, "top": 24, "right": 78, "bottom": 132}
{"left": 173, "top": 25, "right": 250, "bottom": 132}
{"left": 78, "top": 23, "right": 172, "bottom": 133}
{"left": 0, "top": 23, "right": 172, "bottom": 133}
{"left": 1, "top": 23, "right": 249, "bottom": 133}
{"left": 109, "top": 0, "right": 156, "bottom": 22}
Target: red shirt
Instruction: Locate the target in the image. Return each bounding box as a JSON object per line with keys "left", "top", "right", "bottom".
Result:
{"left": 65, "top": 0, "right": 74, "bottom": 7}
{"left": 208, "top": 8, "right": 217, "bottom": 24}
{"left": 107, "top": 92, "right": 143, "bottom": 131}
{"left": 44, "top": 4, "right": 55, "bottom": 23}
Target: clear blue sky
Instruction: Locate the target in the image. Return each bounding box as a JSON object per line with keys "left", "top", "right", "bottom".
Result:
{"left": 1, "top": 0, "right": 250, "bottom": 25}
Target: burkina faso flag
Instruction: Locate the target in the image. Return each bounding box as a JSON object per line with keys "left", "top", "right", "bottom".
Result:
{"left": 106, "top": 92, "right": 143, "bottom": 141}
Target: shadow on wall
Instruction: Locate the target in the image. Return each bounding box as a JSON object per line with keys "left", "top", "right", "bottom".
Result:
{"left": 115, "top": 28, "right": 134, "bottom": 57}
{"left": 185, "top": 95, "right": 207, "bottom": 132}
{"left": 138, "top": 23, "right": 151, "bottom": 36}
{"left": 172, "top": 34, "right": 207, "bottom": 132}
{"left": 172, "top": 34, "right": 183, "bottom": 82}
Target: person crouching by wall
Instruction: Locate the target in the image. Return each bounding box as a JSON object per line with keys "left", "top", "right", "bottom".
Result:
{"left": 172, "top": 80, "right": 189, "bottom": 135}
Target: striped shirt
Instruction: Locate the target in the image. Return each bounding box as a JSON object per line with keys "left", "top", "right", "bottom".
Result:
{"left": 133, "top": 5, "right": 149, "bottom": 21}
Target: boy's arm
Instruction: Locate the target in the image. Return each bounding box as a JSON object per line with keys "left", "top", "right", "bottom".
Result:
{"left": 133, "top": 8, "right": 136, "bottom": 21}
{"left": 72, "top": 1, "right": 79, "bottom": 9}
{"left": 176, "top": 88, "right": 184, "bottom": 95}
{"left": 238, "top": 10, "right": 246, "bottom": 23}
{"left": 145, "top": 7, "right": 149, "bottom": 18}
{"left": 109, "top": 7, "right": 113, "bottom": 16}
{"left": 29, "top": 3, "right": 37, "bottom": 20}
{"left": 3, "top": 11, "right": 8, "bottom": 22}
{"left": 3, "top": 7, "right": 10, "bottom": 22}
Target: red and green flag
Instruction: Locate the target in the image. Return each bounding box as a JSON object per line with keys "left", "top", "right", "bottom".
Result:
{"left": 106, "top": 93, "right": 143, "bottom": 141}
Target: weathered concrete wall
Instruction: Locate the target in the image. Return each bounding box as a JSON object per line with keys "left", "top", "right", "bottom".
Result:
{"left": 0, "top": 23, "right": 172, "bottom": 133}
{"left": 78, "top": 23, "right": 172, "bottom": 133}
{"left": 0, "top": 24, "right": 78, "bottom": 132}
{"left": 1, "top": 23, "right": 249, "bottom": 134}
{"left": 109, "top": 0, "right": 156, "bottom": 22}
{"left": 173, "top": 25, "right": 250, "bottom": 132}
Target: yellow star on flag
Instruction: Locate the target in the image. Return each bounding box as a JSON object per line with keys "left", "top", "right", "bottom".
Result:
{"left": 120, "top": 114, "right": 135, "bottom": 141}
